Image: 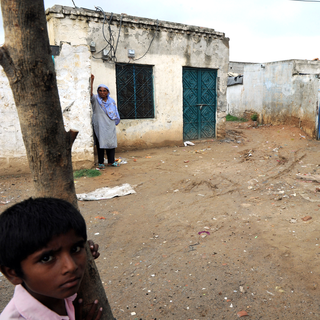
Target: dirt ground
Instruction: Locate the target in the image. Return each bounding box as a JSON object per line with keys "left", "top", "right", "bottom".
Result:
{"left": 2, "top": 122, "right": 320, "bottom": 319}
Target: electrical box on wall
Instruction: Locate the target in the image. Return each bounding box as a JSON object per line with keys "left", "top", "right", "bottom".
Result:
{"left": 102, "top": 49, "right": 109, "bottom": 61}
{"left": 90, "top": 41, "right": 96, "bottom": 52}
{"left": 128, "top": 49, "right": 135, "bottom": 58}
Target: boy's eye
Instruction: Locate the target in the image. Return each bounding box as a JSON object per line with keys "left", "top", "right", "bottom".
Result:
{"left": 71, "top": 244, "right": 84, "bottom": 254}
{"left": 40, "top": 255, "right": 54, "bottom": 263}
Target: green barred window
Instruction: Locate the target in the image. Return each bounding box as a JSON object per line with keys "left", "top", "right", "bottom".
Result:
{"left": 116, "top": 63, "right": 154, "bottom": 119}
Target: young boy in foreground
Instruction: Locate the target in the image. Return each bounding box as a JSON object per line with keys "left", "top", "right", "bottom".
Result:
{"left": 0, "top": 197, "right": 102, "bottom": 320}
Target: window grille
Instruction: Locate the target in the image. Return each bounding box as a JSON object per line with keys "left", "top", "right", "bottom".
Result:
{"left": 116, "top": 63, "right": 154, "bottom": 119}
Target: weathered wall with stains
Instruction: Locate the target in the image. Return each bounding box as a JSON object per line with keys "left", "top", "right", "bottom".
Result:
{"left": 0, "top": 5, "right": 229, "bottom": 173}
{"left": 229, "top": 61, "right": 256, "bottom": 75}
{"left": 0, "top": 70, "right": 28, "bottom": 171}
{"left": 0, "top": 43, "right": 93, "bottom": 173}
{"left": 54, "top": 43, "right": 94, "bottom": 167}
{"left": 46, "top": 5, "right": 229, "bottom": 149}
{"left": 227, "top": 63, "right": 264, "bottom": 118}
{"left": 227, "top": 60, "right": 320, "bottom": 138}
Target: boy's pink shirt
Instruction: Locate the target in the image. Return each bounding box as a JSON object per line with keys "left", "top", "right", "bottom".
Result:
{"left": 0, "top": 284, "right": 76, "bottom": 320}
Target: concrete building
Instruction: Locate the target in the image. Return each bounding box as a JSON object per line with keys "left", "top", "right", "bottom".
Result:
{"left": 0, "top": 5, "right": 229, "bottom": 172}
{"left": 227, "top": 60, "right": 320, "bottom": 138}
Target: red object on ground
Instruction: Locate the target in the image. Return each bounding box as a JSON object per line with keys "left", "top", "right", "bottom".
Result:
{"left": 237, "top": 310, "right": 249, "bottom": 317}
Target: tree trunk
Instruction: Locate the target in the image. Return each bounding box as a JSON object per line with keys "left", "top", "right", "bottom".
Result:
{"left": 0, "top": 0, "right": 114, "bottom": 318}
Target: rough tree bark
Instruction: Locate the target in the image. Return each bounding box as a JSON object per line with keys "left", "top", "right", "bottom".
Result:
{"left": 0, "top": 0, "right": 113, "bottom": 318}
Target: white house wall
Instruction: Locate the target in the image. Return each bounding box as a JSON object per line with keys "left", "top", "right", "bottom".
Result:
{"left": 227, "top": 64, "right": 264, "bottom": 117}
{"left": 0, "top": 5, "right": 229, "bottom": 174}
{"left": 0, "top": 69, "right": 28, "bottom": 171}
{"left": 47, "top": 5, "right": 229, "bottom": 150}
{"left": 54, "top": 43, "right": 94, "bottom": 167}
{"left": 0, "top": 43, "right": 93, "bottom": 174}
{"left": 227, "top": 60, "right": 320, "bottom": 138}
{"left": 242, "top": 64, "right": 264, "bottom": 115}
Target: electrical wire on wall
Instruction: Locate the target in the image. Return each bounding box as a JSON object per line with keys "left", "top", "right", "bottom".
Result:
{"left": 91, "top": 7, "right": 123, "bottom": 63}
{"left": 90, "top": 6, "right": 159, "bottom": 64}
{"left": 130, "top": 19, "right": 159, "bottom": 62}
{"left": 71, "top": 0, "right": 78, "bottom": 8}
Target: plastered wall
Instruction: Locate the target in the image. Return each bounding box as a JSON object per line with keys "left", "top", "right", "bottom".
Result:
{"left": 54, "top": 43, "right": 94, "bottom": 167}
{"left": 0, "top": 43, "right": 94, "bottom": 174}
{"left": 47, "top": 5, "right": 229, "bottom": 148}
{"left": 0, "top": 70, "right": 27, "bottom": 171}
{"left": 227, "top": 60, "right": 320, "bottom": 138}
{"left": 0, "top": 5, "right": 229, "bottom": 174}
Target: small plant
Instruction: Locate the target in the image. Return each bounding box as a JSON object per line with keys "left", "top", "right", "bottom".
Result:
{"left": 226, "top": 114, "right": 247, "bottom": 122}
{"left": 251, "top": 113, "right": 258, "bottom": 121}
{"left": 74, "top": 169, "right": 101, "bottom": 178}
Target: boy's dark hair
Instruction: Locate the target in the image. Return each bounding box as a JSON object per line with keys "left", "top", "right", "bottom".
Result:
{"left": 0, "top": 197, "right": 87, "bottom": 277}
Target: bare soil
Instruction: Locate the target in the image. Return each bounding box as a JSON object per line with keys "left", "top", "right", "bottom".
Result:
{"left": 2, "top": 122, "right": 320, "bottom": 319}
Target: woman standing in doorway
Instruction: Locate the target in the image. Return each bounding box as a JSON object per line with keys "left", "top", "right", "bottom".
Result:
{"left": 90, "top": 74, "right": 120, "bottom": 169}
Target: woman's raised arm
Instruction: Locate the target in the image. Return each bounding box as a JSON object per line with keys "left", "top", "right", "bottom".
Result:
{"left": 90, "top": 74, "right": 95, "bottom": 97}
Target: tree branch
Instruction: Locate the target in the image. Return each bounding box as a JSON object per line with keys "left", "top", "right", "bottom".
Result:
{"left": 0, "top": 46, "right": 17, "bottom": 82}
{"left": 69, "top": 129, "right": 79, "bottom": 147}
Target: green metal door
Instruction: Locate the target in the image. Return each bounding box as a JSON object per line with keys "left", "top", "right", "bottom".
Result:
{"left": 183, "top": 67, "right": 217, "bottom": 140}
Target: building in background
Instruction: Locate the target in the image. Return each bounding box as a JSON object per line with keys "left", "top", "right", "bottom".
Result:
{"left": 227, "top": 60, "right": 320, "bottom": 138}
{"left": 0, "top": 5, "right": 229, "bottom": 173}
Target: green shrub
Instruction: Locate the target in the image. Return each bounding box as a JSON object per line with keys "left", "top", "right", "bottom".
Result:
{"left": 226, "top": 114, "right": 247, "bottom": 122}
{"left": 74, "top": 169, "right": 101, "bottom": 178}
{"left": 251, "top": 113, "right": 258, "bottom": 121}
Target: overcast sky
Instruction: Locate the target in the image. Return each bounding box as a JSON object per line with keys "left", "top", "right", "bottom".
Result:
{"left": 1, "top": 0, "right": 320, "bottom": 63}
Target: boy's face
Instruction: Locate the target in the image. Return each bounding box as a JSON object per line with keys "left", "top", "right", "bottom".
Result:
{"left": 18, "top": 229, "right": 87, "bottom": 305}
